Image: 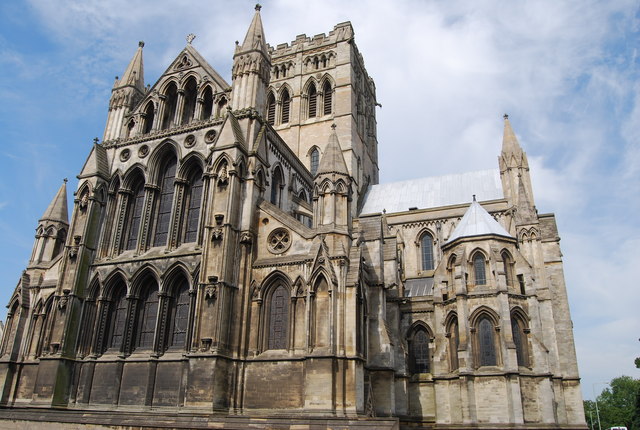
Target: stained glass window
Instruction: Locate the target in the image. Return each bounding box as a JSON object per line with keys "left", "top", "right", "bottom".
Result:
{"left": 421, "top": 233, "right": 434, "bottom": 271}
{"left": 109, "top": 285, "right": 128, "bottom": 350}
{"left": 154, "top": 157, "right": 177, "bottom": 247}
{"left": 411, "top": 329, "right": 430, "bottom": 373}
{"left": 171, "top": 283, "right": 190, "bottom": 348}
{"left": 310, "top": 148, "right": 319, "bottom": 176}
{"left": 478, "top": 317, "right": 496, "bottom": 366}
{"left": 126, "top": 180, "right": 145, "bottom": 250}
{"left": 473, "top": 253, "right": 486, "bottom": 285}
{"left": 137, "top": 286, "right": 159, "bottom": 349}
{"left": 268, "top": 285, "right": 288, "bottom": 350}
{"left": 184, "top": 168, "right": 203, "bottom": 243}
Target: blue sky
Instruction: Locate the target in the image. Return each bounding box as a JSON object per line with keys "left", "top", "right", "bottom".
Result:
{"left": 0, "top": 0, "right": 638, "bottom": 401}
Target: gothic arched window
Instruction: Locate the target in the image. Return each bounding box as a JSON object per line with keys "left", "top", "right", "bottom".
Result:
{"left": 107, "top": 282, "right": 128, "bottom": 351}
{"left": 447, "top": 317, "right": 460, "bottom": 371}
{"left": 511, "top": 313, "right": 530, "bottom": 367}
{"left": 473, "top": 252, "right": 487, "bottom": 285}
{"left": 154, "top": 156, "right": 177, "bottom": 247}
{"left": 502, "top": 250, "right": 514, "bottom": 287}
{"left": 169, "top": 281, "right": 191, "bottom": 349}
{"left": 477, "top": 316, "right": 497, "bottom": 366}
{"left": 310, "top": 147, "right": 320, "bottom": 176}
{"left": 280, "top": 89, "right": 290, "bottom": 124}
{"left": 420, "top": 232, "right": 435, "bottom": 271}
{"left": 181, "top": 78, "right": 197, "bottom": 125}
{"left": 266, "top": 92, "right": 276, "bottom": 126}
{"left": 323, "top": 80, "right": 332, "bottom": 115}
{"left": 201, "top": 86, "right": 214, "bottom": 120}
{"left": 125, "top": 177, "right": 145, "bottom": 251}
{"left": 308, "top": 84, "right": 317, "bottom": 118}
{"left": 184, "top": 166, "right": 203, "bottom": 243}
{"left": 143, "top": 101, "right": 155, "bottom": 133}
{"left": 268, "top": 285, "right": 289, "bottom": 350}
{"left": 135, "top": 281, "right": 159, "bottom": 350}
{"left": 409, "top": 327, "right": 431, "bottom": 374}
{"left": 270, "top": 167, "right": 283, "bottom": 207}
{"left": 161, "top": 82, "right": 178, "bottom": 130}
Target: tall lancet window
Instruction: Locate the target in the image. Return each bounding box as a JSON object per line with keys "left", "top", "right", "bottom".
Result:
{"left": 478, "top": 316, "right": 497, "bottom": 366}
{"left": 310, "top": 148, "right": 320, "bottom": 176}
{"left": 161, "top": 83, "right": 178, "bottom": 130}
{"left": 266, "top": 92, "right": 276, "bottom": 126}
{"left": 170, "top": 280, "right": 191, "bottom": 349}
{"left": 136, "top": 279, "right": 159, "bottom": 350}
{"left": 154, "top": 156, "right": 177, "bottom": 247}
{"left": 181, "top": 78, "right": 197, "bottom": 125}
{"left": 308, "top": 84, "right": 317, "bottom": 118}
{"left": 143, "top": 102, "right": 155, "bottom": 133}
{"left": 126, "top": 177, "right": 145, "bottom": 251}
{"left": 420, "top": 232, "right": 434, "bottom": 271}
{"left": 184, "top": 166, "right": 203, "bottom": 243}
{"left": 201, "top": 86, "right": 214, "bottom": 120}
{"left": 108, "top": 282, "right": 128, "bottom": 351}
{"left": 280, "top": 89, "right": 291, "bottom": 124}
{"left": 473, "top": 252, "right": 487, "bottom": 285}
{"left": 268, "top": 285, "right": 289, "bottom": 350}
{"left": 410, "top": 327, "right": 431, "bottom": 374}
{"left": 323, "top": 80, "right": 332, "bottom": 115}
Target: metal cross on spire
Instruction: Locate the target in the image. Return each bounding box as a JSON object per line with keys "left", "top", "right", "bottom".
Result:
{"left": 186, "top": 33, "right": 196, "bottom": 45}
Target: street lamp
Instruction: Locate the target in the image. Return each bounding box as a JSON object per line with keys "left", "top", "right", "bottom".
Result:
{"left": 592, "top": 382, "right": 609, "bottom": 430}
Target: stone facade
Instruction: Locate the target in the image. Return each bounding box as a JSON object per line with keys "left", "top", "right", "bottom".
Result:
{"left": 0, "top": 6, "right": 586, "bottom": 430}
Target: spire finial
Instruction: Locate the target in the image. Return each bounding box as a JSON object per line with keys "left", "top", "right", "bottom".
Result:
{"left": 472, "top": 194, "right": 476, "bottom": 202}
{"left": 503, "top": 113, "right": 509, "bottom": 120}
{"left": 63, "top": 178, "right": 68, "bottom": 184}
{"left": 93, "top": 137, "right": 99, "bottom": 145}
{"left": 255, "top": 3, "right": 262, "bottom": 11}
{"left": 331, "top": 123, "right": 337, "bottom": 130}
{"left": 186, "top": 33, "right": 196, "bottom": 45}
{"left": 138, "top": 41, "right": 145, "bottom": 48}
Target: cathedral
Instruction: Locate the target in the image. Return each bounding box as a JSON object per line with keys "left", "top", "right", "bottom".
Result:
{"left": 0, "top": 6, "right": 586, "bottom": 429}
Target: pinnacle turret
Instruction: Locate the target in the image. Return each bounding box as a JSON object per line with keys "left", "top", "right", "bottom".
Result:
{"left": 40, "top": 180, "right": 69, "bottom": 225}
{"left": 115, "top": 41, "right": 145, "bottom": 93}
{"left": 317, "top": 125, "right": 349, "bottom": 176}
{"left": 237, "top": 4, "right": 268, "bottom": 56}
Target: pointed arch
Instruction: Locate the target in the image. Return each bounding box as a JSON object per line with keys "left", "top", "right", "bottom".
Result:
{"left": 311, "top": 274, "right": 331, "bottom": 349}
{"left": 510, "top": 307, "right": 530, "bottom": 367}
{"left": 407, "top": 321, "right": 433, "bottom": 374}
{"left": 501, "top": 249, "right": 515, "bottom": 287}
{"left": 308, "top": 146, "right": 320, "bottom": 176}
{"left": 143, "top": 100, "right": 155, "bottom": 133}
{"left": 181, "top": 76, "right": 198, "bottom": 125}
{"left": 104, "top": 274, "right": 128, "bottom": 352}
{"left": 470, "top": 307, "right": 500, "bottom": 367}
{"left": 164, "top": 268, "right": 191, "bottom": 349}
{"left": 266, "top": 91, "right": 276, "bottom": 126}
{"left": 470, "top": 249, "right": 488, "bottom": 286}
{"left": 153, "top": 151, "right": 178, "bottom": 247}
{"left": 418, "top": 229, "right": 435, "bottom": 271}
{"left": 200, "top": 85, "right": 214, "bottom": 120}
{"left": 124, "top": 169, "right": 146, "bottom": 251}
{"left": 445, "top": 312, "right": 460, "bottom": 371}
{"left": 270, "top": 165, "right": 285, "bottom": 207}
{"left": 307, "top": 81, "right": 318, "bottom": 118}
{"left": 182, "top": 159, "right": 204, "bottom": 244}
{"left": 322, "top": 78, "right": 333, "bottom": 115}
{"left": 161, "top": 81, "right": 179, "bottom": 130}
{"left": 132, "top": 271, "right": 160, "bottom": 350}
{"left": 129, "top": 265, "right": 161, "bottom": 296}
{"left": 280, "top": 87, "right": 291, "bottom": 124}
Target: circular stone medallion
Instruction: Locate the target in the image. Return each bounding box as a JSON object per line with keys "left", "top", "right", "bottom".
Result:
{"left": 184, "top": 134, "right": 196, "bottom": 148}
{"left": 119, "top": 148, "right": 131, "bottom": 161}
{"left": 267, "top": 228, "right": 291, "bottom": 254}
{"left": 205, "top": 129, "right": 217, "bottom": 144}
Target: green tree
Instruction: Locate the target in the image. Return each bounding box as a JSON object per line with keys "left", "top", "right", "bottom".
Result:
{"left": 585, "top": 376, "right": 640, "bottom": 430}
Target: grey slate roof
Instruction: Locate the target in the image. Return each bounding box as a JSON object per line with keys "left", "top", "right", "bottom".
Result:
{"left": 359, "top": 169, "right": 503, "bottom": 215}
{"left": 445, "top": 199, "right": 513, "bottom": 244}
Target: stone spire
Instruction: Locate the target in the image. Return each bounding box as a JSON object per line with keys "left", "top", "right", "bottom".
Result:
{"left": 103, "top": 42, "right": 147, "bottom": 141}
{"left": 498, "top": 115, "right": 534, "bottom": 210}
{"left": 317, "top": 125, "right": 349, "bottom": 176}
{"left": 115, "top": 41, "right": 145, "bottom": 93}
{"left": 231, "top": 5, "right": 271, "bottom": 113}
{"left": 500, "top": 114, "right": 528, "bottom": 169}
{"left": 40, "top": 180, "right": 69, "bottom": 225}
{"left": 238, "top": 4, "right": 268, "bottom": 56}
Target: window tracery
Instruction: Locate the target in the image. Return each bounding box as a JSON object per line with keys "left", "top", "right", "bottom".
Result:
{"left": 268, "top": 285, "right": 289, "bottom": 350}
{"left": 154, "top": 156, "right": 177, "bottom": 247}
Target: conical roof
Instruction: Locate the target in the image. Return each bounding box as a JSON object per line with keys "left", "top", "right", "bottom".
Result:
{"left": 116, "top": 41, "right": 145, "bottom": 92}
{"left": 40, "top": 180, "right": 68, "bottom": 225}
{"left": 239, "top": 5, "right": 268, "bottom": 55}
{"left": 445, "top": 197, "right": 512, "bottom": 244}
{"left": 317, "top": 125, "right": 349, "bottom": 176}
